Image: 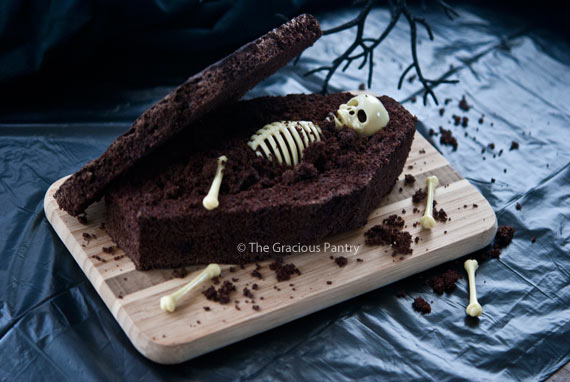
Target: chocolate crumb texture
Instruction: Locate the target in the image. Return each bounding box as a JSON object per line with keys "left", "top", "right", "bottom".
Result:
{"left": 269, "top": 257, "right": 301, "bottom": 281}
{"left": 412, "top": 297, "right": 431, "bottom": 314}
{"left": 404, "top": 174, "right": 416, "bottom": 185}
{"left": 383, "top": 214, "right": 405, "bottom": 228}
{"left": 412, "top": 188, "right": 427, "bottom": 203}
{"left": 102, "top": 246, "right": 115, "bottom": 254}
{"left": 77, "top": 215, "right": 88, "bottom": 224}
{"left": 510, "top": 141, "right": 519, "bottom": 151}
{"left": 531, "top": 236, "right": 537, "bottom": 243}
{"left": 243, "top": 287, "right": 254, "bottom": 299}
{"left": 516, "top": 203, "right": 522, "bottom": 210}
{"left": 251, "top": 270, "right": 263, "bottom": 279}
{"left": 252, "top": 305, "right": 261, "bottom": 311}
{"left": 495, "top": 226, "right": 515, "bottom": 248}
{"left": 203, "top": 280, "right": 236, "bottom": 304}
{"left": 439, "top": 127, "right": 458, "bottom": 150}
{"left": 334, "top": 256, "right": 348, "bottom": 267}
{"left": 431, "top": 270, "right": 459, "bottom": 294}
{"left": 459, "top": 95, "right": 471, "bottom": 111}
{"left": 364, "top": 224, "right": 412, "bottom": 256}
{"left": 326, "top": 281, "right": 332, "bottom": 285}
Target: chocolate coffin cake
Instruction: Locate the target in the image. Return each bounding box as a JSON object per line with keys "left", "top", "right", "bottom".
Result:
{"left": 54, "top": 13, "right": 417, "bottom": 270}
{"left": 105, "top": 93, "right": 416, "bottom": 269}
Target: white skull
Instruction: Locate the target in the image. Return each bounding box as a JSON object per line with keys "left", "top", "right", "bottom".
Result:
{"left": 334, "top": 94, "right": 389, "bottom": 136}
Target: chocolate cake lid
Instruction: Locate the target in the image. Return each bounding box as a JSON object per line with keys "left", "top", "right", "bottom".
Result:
{"left": 55, "top": 14, "right": 322, "bottom": 216}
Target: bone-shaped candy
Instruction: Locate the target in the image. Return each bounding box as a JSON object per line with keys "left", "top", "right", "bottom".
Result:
{"left": 464, "top": 259, "right": 482, "bottom": 317}
{"left": 420, "top": 175, "right": 439, "bottom": 229}
{"left": 202, "top": 155, "right": 228, "bottom": 210}
{"left": 160, "top": 263, "right": 221, "bottom": 313}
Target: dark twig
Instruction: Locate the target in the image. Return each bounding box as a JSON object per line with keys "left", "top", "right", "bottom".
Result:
{"left": 303, "top": 0, "right": 459, "bottom": 104}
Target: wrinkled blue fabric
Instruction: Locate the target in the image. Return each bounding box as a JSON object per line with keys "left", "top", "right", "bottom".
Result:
{"left": 1, "top": 2, "right": 569, "bottom": 381}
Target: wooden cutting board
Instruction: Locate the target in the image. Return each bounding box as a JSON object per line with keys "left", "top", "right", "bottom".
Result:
{"left": 44, "top": 131, "right": 496, "bottom": 364}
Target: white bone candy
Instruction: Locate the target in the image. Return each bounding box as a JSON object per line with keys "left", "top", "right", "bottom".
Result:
{"left": 421, "top": 175, "right": 439, "bottom": 229}
{"left": 202, "top": 155, "right": 228, "bottom": 210}
{"left": 160, "top": 264, "right": 221, "bottom": 313}
{"left": 334, "top": 94, "right": 389, "bottom": 136}
{"left": 248, "top": 121, "right": 322, "bottom": 167}
{"left": 464, "top": 259, "right": 483, "bottom": 317}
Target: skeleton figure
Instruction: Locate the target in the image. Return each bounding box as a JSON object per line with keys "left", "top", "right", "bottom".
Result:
{"left": 204, "top": 94, "right": 390, "bottom": 210}
{"left": 248, "top": 94, "right": 390, "bottom": 166}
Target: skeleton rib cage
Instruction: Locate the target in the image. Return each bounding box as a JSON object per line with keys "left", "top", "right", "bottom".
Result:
{"left": 247, "top": 121, "right": 322, "bottom": 167}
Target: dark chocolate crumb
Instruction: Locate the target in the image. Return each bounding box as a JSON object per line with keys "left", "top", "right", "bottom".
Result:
{"left": 356, "top": 258, "right": 364, "bottom": 263}
{"left": 472, "top": 203, "right": 478, "bottom": 208}
{"left": 252, "top": 305, "right": 261, "bottom": 311}
{"left": 431, "top": 270, "right": 459, "bottom": 294}
{"left": 203, "top": 280, "right": 236, "bottom": 304}
{"left": 383, "top": 214, "right": 405, "bottom": 228}
{"left": 491, "top": 178, "right": 496, "bottom": 183}
{"left": 358, "top": 83, "right": 365, "bottom": 90}
{"left": 439, "top": 127, "right": 458, "bottom": 150}
{"left": 251, "top": 270, "right": 263, "bottom": 279}
{"left": 229, "top": 266, "right": 236, "bottom": 273}
{"left": 212, "top": 276, "right": 220, "bottom": 285}
{"left": 91, "top": 255, "right": 106, "bottom": 263}
{"left": 231, "top": 277, "right": 239, "bottom": 282}
{"left": 364, "top": 225, "right": 413, "bottom": 255}
{"left": 252, "top": 283, "right": 259, "bottom": 290}
{"left": 334, "top": 256, "right": 348, "bottom": 267}
{"left": 496, "top": 226, "right": 515, "bottom": 248}
{"left": 415, "top": 237, "right": 420, "bottom": 244}
{"left": 510, "top": 141, "right": 519, "bottom": 151}
{"left": 77, "top": 215, "right": 88, "bottom": 224}
{"left": 459, "top": 96, "right": 471, "bottom": 111}
{"left": 269, "top": 257, "right": 301, "bottom": 282}
{"left": 452, "top": 114, "right": 461, "bottom": 126}
{"left": 412, "top": 188, "right": 427, "bottom": 203}
{"left": 326, "top": 281, "right": 332, "bottom": 285}
{"left": 461, "top": 116, "right": 469, "bottom": 127}
{"left": 412, "top": 297, "right": 431, "bottom": 314}
{"left": 203, "top": 306, "right": 211, "bottom": 311}
{"left": 404, "top": 174, "right": 416, "bottom": 185}
{"left": 243, "top": 287, "right": 254, "bottom": 299}
{"left": 439, "top": 108, "right": 445, "bottom": 116}
{"left": 102, "top": 246, "right": 115, "bottom": 254}
{"left": 531, "top": 236, "right": 536, "bottom": 243}
{"left": 516, "top": 203, "right": 522, "bottom": 210}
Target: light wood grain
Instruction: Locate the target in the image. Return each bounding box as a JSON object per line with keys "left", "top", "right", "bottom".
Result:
{"left": 44, "top": 132, "right": 497, "bottom": 364}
